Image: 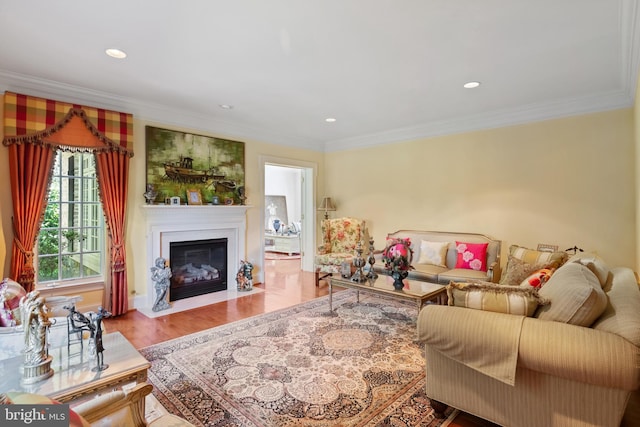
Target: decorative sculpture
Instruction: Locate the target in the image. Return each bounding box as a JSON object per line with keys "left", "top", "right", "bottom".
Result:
{"left": 366, "top": 237, "right": 378, "bottom": 281}
{"left": 19, "top": 291, "right": 54, "bottom": 384}
{"left": 151, "top": 257, "right": 172, "bottom": 312}
{"left": 65, "top": 302, "right": 94, "bottom": 352}
{"left": 350, "top": 241, "right": 368, "bottom": 283}
{"left": 90, "top": 307, "right": 111, "bottom": 371}
{"left": 143, "top": 184, "right": 158, "bottom": 204}
{"left": 236, "top": 260, "right": 254, "bottom": 291}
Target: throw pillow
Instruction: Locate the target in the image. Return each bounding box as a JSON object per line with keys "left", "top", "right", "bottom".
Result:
{"left": 447, "top": 281, "right": 547, "bottom": 316}
{"left": 567, "top": 252, "right": 611, "bottom": 289}
{"left": 499, "top": 245, "right": 568, "bottom": 286}
{"left": 0, "top": 278, "right": 26, "bottom": 327}
{"left": 417, "top": 240, "right": 449, "bottom": 267}
{"left": 535, "top": 262, "right": 608, "bottom": 326}
{"left": 519, "top": 268, "right": 555, "bottom": 289}
{"left": 508, "top": 245, "right": 567, "bottom": 268}
{"left": 454, "top": 242, "right": 488, "bottom": 272}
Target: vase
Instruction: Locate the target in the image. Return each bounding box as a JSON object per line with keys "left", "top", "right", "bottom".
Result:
{"left": 391, "top": 270, "right": 408, "bottom": 291}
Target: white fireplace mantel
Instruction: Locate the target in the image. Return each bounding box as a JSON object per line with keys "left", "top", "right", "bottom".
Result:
{"left": 141, "top": 205, "right": 250, "bottom": 310}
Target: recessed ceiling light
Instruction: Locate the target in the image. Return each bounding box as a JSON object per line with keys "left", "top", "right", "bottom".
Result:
{"left": 219, "top": 104, "right": 234, "bottom": 110}
{"left": 463, "top": 81, "right": 481, "bottom": 89}
{"left": 105, "top": 48, "right": 127, "bottom": 59}
{"left": 325, "top": 117, "right": 337, "bottom": 123}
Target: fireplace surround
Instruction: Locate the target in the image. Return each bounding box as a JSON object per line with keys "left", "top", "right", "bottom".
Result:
{"left": 142, "top": 205, "right": 249, "bottom": 311}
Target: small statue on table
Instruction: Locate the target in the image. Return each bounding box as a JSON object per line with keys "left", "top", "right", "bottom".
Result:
{"left": 236, "top": 260, "right": 254, "bottom": 291}
{"left": 19, "top": 291, "right": 54, "bottom": 384}
{"left": 151, "top": 257, "right": 172, "bottom": 312}
{"left": 350, "top": 241, "right": 368, "bottom": 283}
{"left": 65, "top": 302, "right": 94, "bottom": 352}
{"left": 366, "top": 237, "right": 378, "bottom": 281}
{"left": 89, "top": 307, "right": 111, "bottom": 372}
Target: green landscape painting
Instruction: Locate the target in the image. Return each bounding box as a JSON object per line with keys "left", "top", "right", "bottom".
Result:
{"left": 145, "top": 126, "right": 245, "bottom": 205}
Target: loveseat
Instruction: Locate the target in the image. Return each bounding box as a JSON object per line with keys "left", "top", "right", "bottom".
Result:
{"left": 417, "top": 251, "right": 640, "bottom": 427}
{"left": 374, "top": 230, "right": 502, "bottom": 283}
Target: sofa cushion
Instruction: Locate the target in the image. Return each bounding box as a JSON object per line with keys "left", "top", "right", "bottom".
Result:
{"left": 535, "top": 262, "right": 608, "bottom": 326}
{"left": 410, "top": 264, "right": 447, "bottom": 283}
{"left": 438, "top": 268, "right": 492, "bottom": 285}
{"left": 417, "top": 240, "right": 449, "bottom": 267}
{"left": 567, "top": 252, "right": 611, "bottom": 290}
{"left": 455, "top": 242, "right": 488, "bottom": 272}
{"left": 447, "top": 281, "right": 546, "bottom": 316}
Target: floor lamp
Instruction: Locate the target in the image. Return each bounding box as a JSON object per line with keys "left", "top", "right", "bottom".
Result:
{"left": 318, "top": 197, "right": 336, "bottom": 220}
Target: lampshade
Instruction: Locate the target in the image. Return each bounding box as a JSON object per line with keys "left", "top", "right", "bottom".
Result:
{"left": 318, "top": 197, "right": 336, "bottom": 219}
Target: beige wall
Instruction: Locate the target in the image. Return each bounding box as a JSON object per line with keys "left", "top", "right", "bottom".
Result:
{"left": 325, "top": 109, "right": 636, "bottom": 269}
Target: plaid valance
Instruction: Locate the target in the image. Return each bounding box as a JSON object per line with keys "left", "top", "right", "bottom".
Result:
{"left": 3, "top": 91, "right": 134, "bottom": 155}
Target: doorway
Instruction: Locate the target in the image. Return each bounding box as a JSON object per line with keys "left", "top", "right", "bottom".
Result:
{"left": 260, "top": 156, "right": 316, "bottom": 273}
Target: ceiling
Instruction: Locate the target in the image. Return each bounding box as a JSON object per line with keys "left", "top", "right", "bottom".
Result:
{"left": 0, "top": 1, "right": 638, "bottom": 152}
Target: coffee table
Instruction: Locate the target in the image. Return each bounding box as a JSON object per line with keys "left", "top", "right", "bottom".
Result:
{"left": 328, "top": 274, "right": 447, "bottom": 314}
{"left": 0, "top": 331, "right": 149, "bottom": 404}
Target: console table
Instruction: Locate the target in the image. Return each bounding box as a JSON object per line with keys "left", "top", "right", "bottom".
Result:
{"left": 265, "top": 233, "right": 300, "bottom": 255}
{"left": 0, "top": 332, "right": 149, "bottom": 404}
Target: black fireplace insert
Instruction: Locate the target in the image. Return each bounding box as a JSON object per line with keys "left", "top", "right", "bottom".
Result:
{"left": 169, "top": 238, "right": 227, "bottom": 301}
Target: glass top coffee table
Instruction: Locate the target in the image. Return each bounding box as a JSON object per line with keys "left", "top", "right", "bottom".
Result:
{"left": 0, "top": 331, "right": 149, "bottom": 404}
{"left": 328, "top": 274, "right": 447, "bottom": 314}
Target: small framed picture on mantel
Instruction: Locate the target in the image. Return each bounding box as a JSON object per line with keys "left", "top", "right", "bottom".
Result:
{"left": 187, "top": 189, "right": 203, "bottom": 205}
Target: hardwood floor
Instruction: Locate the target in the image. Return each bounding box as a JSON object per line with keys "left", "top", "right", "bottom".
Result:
{"left": 103, "top": 257, "right": 497, "bottom": 427}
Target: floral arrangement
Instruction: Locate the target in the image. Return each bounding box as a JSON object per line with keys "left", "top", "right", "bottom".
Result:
{"left": 381, "top": 238, "right": 415, "bottom": 275}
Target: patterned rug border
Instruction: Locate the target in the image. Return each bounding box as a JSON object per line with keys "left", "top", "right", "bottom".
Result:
{"left": 140, "top": 290, "right": 458, "bottom": 427}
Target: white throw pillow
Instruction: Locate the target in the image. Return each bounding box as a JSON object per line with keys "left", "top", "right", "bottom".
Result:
{"left": 417, "top": 240, "right": 449, "bottom": 267}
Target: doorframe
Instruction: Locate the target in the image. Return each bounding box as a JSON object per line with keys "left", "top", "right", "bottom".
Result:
{"left": 259, "top": 155, "right": 316, "bottom": 272}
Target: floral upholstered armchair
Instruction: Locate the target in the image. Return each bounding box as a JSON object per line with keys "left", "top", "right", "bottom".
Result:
{"left": 314, "top": 217, "right": 366, "bottom": 286}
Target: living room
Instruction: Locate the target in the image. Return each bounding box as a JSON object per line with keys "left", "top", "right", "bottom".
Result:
{"left": 0, "top": 2, "right": 639, "bottom": 426}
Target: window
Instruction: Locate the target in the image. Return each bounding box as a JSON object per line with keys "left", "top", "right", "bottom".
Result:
{"left": 37, "top": 151, "right": 105, "bottom": 284}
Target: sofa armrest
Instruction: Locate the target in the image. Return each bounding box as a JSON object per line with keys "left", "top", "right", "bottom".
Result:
{"left": 518, "top": 316, "right": 640, "bottom": 390}
{"left": 487, "top": 261, "right": 498, "bottom": 282}
{"left": 418, "top": 305, "right": 640, "bottom": 390}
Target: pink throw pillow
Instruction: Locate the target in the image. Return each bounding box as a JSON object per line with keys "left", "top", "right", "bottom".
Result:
{"left": 455, "top": 242, "right": 488, "bottom": 272}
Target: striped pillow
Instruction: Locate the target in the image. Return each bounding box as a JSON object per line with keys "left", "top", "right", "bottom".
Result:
{"left": 447, "top": 281, "right": 547, "bottom": 317}
{"left": 536, "top": 263, "right": 608, "bottom": 326}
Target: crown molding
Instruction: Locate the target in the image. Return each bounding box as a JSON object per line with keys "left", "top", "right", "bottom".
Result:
{"left": 0, "top": 69, "right": 326, "bottom": 152}
{"left": 323, "top": 89, "right": 633, "bottom": 152}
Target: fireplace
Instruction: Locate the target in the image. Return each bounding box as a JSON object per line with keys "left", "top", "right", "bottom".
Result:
{"left": 141, "top": 205, "right": 249, "bottom": 313}
{"left": 169, "top": 238, "right": 227, "bottom": 301}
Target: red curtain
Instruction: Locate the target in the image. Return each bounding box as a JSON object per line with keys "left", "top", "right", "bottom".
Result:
{"left": 7, "top": 143, "right": 55, "bottom": 292}
{"left": 3, "top": 92, "right": 134, "bottom": 315}
{"left": 95, "top": 151, "right": 130, "bottom": 315}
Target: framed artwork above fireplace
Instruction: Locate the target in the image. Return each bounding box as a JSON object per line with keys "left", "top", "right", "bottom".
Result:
{"left": 145, "top": 126, "right": 245, "bottom": 205}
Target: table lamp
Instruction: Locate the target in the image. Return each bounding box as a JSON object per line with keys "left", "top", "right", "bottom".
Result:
{"left": 318, "top": 197, "right": 336, "bottom": 219}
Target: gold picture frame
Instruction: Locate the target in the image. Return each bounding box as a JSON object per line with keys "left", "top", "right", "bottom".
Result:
{"left": 186, "top": 189, "right": 203, "bottom": 205}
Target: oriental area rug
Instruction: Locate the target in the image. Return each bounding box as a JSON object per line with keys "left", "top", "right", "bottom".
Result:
{"left": 139, "top": 290, "right": 457, "bottom": 427}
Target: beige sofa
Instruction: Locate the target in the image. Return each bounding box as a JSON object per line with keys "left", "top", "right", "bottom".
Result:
{"left": 417, "top": 253, "right": 640, "bottom": 427}
{"left": 374, "top": 230, "right": 502, "bottom": 283}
